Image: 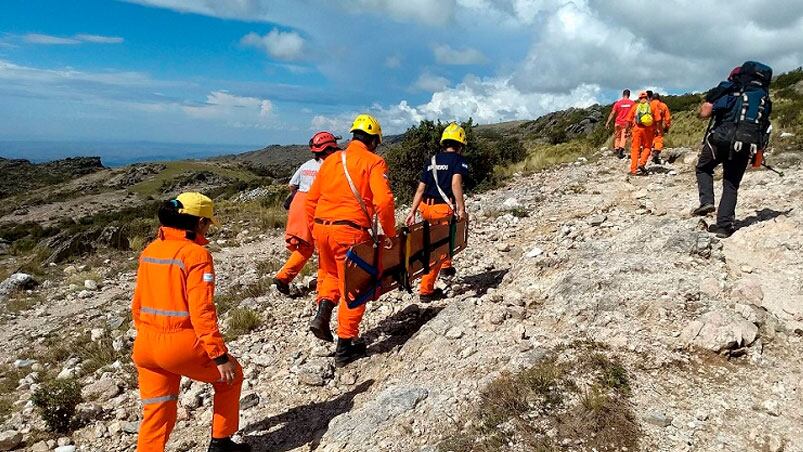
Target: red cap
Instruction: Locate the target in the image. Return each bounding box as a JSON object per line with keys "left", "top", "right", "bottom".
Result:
{"left": 309, "top": 131, "right": 339, "bottom": 153}
{"left": 728, "top": 66, "right": 741, "bottom": 81}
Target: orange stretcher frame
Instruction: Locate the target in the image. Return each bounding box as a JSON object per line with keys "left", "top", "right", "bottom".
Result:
{"left": 343, "top": 216, "right": 468, "bottom": 308}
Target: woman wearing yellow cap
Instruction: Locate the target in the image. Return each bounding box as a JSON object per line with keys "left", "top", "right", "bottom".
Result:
{"left": 131, "top": 192, "right": 250, "bottom": 452}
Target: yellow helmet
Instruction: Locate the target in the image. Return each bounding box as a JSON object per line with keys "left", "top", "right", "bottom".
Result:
{"left": 440, "top": 122, "right": 468, "bottom": 145}
{"left": 350, "top": 114, "right": 383, "bottom": 143}
{"left": 176, "top": 192, "right": 218, "bottom": 224}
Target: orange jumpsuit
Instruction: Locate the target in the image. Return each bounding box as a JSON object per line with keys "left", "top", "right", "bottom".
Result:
{"left": 305, "top": 140, "right": 396, "bottom": 339}
{"left": 275, "top": 191, "right": 314, "bottom": 284}
{"left": 652, "top": 101, "right": 671, "bottom": 152}
{"left": 627, "top": 101, "right": 660, "bottom": 174}
{"left": 132, "top": 227, "right": 242, "bottom": 452}
{"left": 418, "top": 201, "right": 453, "bottom": 295}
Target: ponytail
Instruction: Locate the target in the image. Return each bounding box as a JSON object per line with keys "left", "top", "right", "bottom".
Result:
{"left": 157, "top": 199, "right": 201, "bottom": 231}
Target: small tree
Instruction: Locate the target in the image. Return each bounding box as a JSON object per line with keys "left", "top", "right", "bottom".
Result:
{"left": 31, "top": 378, "right": 82, "bottom": 433}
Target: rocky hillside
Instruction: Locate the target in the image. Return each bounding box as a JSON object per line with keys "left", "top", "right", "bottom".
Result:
{"left": 0, "top": 157, "right": 105, "bottom": 199}
{"left": 0, "top": 144, "right": 800, "bottom": 451}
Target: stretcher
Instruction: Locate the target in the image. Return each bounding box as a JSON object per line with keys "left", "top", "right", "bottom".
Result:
{"left": 343, "top": 216, "right": 468, "bottom": 309}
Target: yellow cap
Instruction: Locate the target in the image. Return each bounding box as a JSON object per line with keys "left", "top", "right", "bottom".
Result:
{"left": 175, "top": 192, "right": 218, "bottom": 224}
{"left": 440, "top": 122, "right": 468, "bottom": 145}
{"left": 350, "top": 114, "right": 383, "bottom": 143}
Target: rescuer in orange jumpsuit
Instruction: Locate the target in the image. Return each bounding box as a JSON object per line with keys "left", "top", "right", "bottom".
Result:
{"left": 272, "top": 132, "right": 339, "bottom": 295}
{"left": 132, "top": 192, "right": 250, "bottom": 452}
{"left": 651, "top": 93, "right": 672, "bottom": 164}
{"left": 605, "top": 89, "right": 635, "bottom": 159}
{"left": 627, "top": 91, "right": 660, "bottom": 175}
{"left": 405, "top": 123, "right": 469, "bottom": 302}
{"left": 305, "top": 114, "right": 396, "bottom": 367}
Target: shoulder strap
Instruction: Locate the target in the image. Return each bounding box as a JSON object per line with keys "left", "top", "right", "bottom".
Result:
{"left": 341, "top": 150, "right": 378, "bottom": 240}
{"left": 430, "top": 154, "right": 455, "bottom": 212}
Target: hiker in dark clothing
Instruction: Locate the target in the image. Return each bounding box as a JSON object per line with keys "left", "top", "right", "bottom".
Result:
{"left": 692, "top": 62, "right": 773, "bottom": 238}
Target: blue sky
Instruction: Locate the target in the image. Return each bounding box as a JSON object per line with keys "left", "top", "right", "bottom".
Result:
{"left": 1, "top": 0, "right": 802, "bottom": 160}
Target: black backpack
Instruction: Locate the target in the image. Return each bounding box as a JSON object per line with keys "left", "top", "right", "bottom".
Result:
{"left": 709, "top": 61, "right": 773, "bottom": 156}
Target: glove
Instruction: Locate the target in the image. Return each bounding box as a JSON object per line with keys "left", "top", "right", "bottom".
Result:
{"left": 283, "top": 192, "right": 296, "bottom": 210}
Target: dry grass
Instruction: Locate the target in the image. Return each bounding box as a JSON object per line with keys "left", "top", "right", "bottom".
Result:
{"left": 66, "top": 270, "right": 100, "bottom": 287}
{"left": 4, "top": 291, "right": 43, "bottom": 314}
{"left": 497, "top": 140, "right": 596, "bottom": 179}
{"left": 438, "top": 342, "right": 639, "bottom": 452}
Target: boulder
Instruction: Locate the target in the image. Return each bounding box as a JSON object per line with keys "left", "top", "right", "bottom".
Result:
{"left": 82, "top": 378, "right": 122, "bottom": 401}
{"left": 0, "top": 430, "right": 23, "bottom": 451}
{"left": 680, "top": 310, "right": 759, "bottom": 353}
{"left": 0, "top": 273, "right": 38, "bottom": 301}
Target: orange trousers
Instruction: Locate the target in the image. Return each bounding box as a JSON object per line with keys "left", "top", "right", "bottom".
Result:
{"left": 419, "top": 202, "right": 453, "bottom": 295}
{"left": 275, "top": 240, "right": 314, "bottom": 284}
{"left": 133, "top": 328, "right": 243, "bottom": 451}
{"left": 630, "top": 126, "right": 654, "bottom": 174}
{"left": 613, "top": 124, "right": 630, "bottom": 149}
{"left": 312, "top": 223, "right": 370, "bottom": 339}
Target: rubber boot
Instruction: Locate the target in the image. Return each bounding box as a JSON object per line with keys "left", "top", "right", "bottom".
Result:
{"left": 272, "top": 277, "right": 290, "bottom": 295}
{"left": 208, "top": 437, "right": 252, "bottom": 452}
{"left": 309, "top": 299, "right": 335, "bottom": 342}
{"left": 335, "top": 337, "right": 367, "bottom": 368}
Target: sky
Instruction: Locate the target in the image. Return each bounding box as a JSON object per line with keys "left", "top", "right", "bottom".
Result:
{"left": 1, "top": 0, "right": 802, "bottom": 160}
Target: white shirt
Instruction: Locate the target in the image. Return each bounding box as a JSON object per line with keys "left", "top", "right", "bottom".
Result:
{"left": 289, "top": 158, "right": 321, "bottom": 193}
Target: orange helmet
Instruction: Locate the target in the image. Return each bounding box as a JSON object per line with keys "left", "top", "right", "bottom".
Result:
{"left": 309, "top": 131, "right": 339, "bottom": 153}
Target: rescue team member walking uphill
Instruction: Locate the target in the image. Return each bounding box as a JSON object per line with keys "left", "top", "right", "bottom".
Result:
{"left": 605, "top": 89, "right": 635, "bottom": 159}
{"left": 627, "top": 91, "right": 660, "bottom": 176}
{"left": 405, "top": 123, "right": 469, "bottom": 303}
{"left": 272, "top": 131, "right": 340, "bottom": 294}
{"left": 305, "top": 114, "right": 396, "bottom": 367}
{"left": 131, "top": 193, "right": 250, "bottom": 452}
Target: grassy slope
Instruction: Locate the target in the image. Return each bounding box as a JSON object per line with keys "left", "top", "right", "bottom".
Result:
{"left": 130, "top": 161, "right": 259, "bottom": 197}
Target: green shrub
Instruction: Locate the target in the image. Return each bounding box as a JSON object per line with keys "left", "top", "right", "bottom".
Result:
{"left": 774, "top": 67, "right": 803, "bottom": 90}
{"left": 225, "top": 308, "right": 262, "bottom": 340}
{"left": 31, "top": 378, "right": 82, "bottom": 433}
{"left": 385, "top": 119, "right": 526, "bottom": 203}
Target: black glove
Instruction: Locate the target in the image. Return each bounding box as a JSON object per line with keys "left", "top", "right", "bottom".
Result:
{"left": 283, "top": 192, "right": 296, "bottom": 210}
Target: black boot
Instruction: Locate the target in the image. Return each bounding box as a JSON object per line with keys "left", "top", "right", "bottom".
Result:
{"left": 419, "top": 288, "right": 445, "bottom": 304}
{"left": 440, "top": 267, "right": 457, "bottom": 278}
{"left": 692, "top": 204, "right": 716, "bottom": 216}
{"left": 208, "top": 437, "right": 251, "bottom": 452}
{"left": 309, "top": 299, "right": 335, "bottom": 342}
{"left": 708, "top": 224, "right": 736, "bottom": 239}
{"left": 272, "top": 277, "right": 290, "bottom": 295}
{"left": 335, "top": 337, "right": 367, "bottom": 368}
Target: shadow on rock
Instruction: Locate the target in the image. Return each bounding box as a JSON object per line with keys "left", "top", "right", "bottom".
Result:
{"left": 363, "top": 304, "right": 443, "bottom": 356}
{"left": 242, "top": 380, "right": 374, "bottom": 452}
{"left": 735, "top": 208, "right": 792, "bottom": 229}
{"left": 460, "top": 268, "right": 509, "bottom": 296}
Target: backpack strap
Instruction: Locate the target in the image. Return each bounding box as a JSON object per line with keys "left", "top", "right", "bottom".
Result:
{"left": 430, "top": 154, "right": 455, "bottom": 212}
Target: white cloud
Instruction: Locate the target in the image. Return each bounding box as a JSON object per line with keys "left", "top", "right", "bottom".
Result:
{"left": 311, "top": 76, "right": 599, "bottom": 135}
{"left": 75, "top": 34, "right": 125, "bottom": 44}
{"left": 0, "top": 59, "right": 154, "bottom": 87}
{"left": 241, "top": 29, "right": 305, "bottom": 61}
{"left": 385, "top": 55, "right": 402, "bottom": 69}
{"left": 433, "top": 44, "right": 488, "bottom": 65}
{"left": 340, "top": 0, "right": 456, "bottom": 25}
{"left": 183, "top": 91, "right": 274, "bottom": 128}
{"left": 22, "top": 33, "right": 124, "bottom": 45}
{"left": 23, "top": 34, "right": 81, "bottom": 45}
{"left": 412, "top": 72, "right": 450, "bottom": 92}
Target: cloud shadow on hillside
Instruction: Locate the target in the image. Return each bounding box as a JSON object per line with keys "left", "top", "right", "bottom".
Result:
{"left": 242, "top": 379, "right": 374, "bottom": 452}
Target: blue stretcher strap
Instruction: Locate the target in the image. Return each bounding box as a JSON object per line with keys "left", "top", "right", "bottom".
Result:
{"left": 346, "top": 249, "right": 379, "bottom": 278}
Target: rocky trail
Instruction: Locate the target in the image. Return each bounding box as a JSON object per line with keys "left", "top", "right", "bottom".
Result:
{"left": 1, "top": 147, "right": 801, "bottom": 452}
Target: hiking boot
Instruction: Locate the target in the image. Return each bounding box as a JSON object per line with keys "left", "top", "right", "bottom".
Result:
{"left": 692, "top": 204, "right": 716, "bottom": 216}
{"left": 440, "top": 267, "right": 457, "bottom": 278}
{"left": 708, "top": 224, "right": 736, "bottom": 239}
{"left": 309, "top": 299, "right": 335, "bottom": 343}
{"left": 637, "top": 166, "right": 648, "bottom": 175}
{"left": 334, "top": 337, "right": 367, "bottom": 368}
{"left": 419, "top": 288, "right": 445, "bottom": 304}
{"left": 651, "top": 152, "right": 662, "bottom": 165}
{"left": 616, "top": 148, "right": 626, "bottom": 159}
{"left": 272, "top": 277, "right": 290, "bottom": 295}
{"left": 208, "top": 437, "right": 251, "bottom": 452}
